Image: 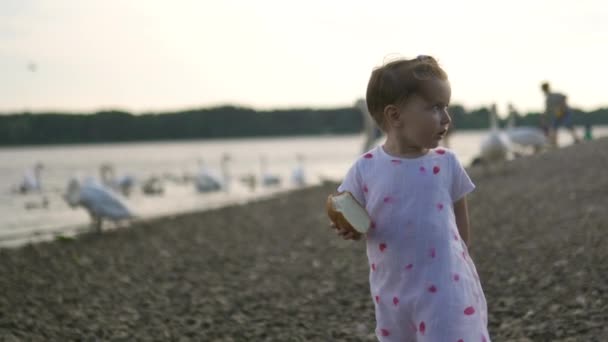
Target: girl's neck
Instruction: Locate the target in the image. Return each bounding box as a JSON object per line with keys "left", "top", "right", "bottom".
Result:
{"left": 383, "top": 135, "right": 429, "bottom": 159}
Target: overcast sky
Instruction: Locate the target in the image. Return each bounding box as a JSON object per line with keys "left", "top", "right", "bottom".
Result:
{"left": 1, "top": 0, "right": 607, "bottom": 115}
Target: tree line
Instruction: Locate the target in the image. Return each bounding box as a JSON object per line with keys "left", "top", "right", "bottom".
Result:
{"left": 1, "top": 105, "right": 607, "bottom": 146}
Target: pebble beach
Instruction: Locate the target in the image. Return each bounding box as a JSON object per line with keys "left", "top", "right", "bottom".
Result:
{"left": 1, "top": 138, "right": 607, "bottom": 341}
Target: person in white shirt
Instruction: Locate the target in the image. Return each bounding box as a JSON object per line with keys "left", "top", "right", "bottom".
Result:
{"left": 330, "top": 55, "right": 490, "bottom": 342}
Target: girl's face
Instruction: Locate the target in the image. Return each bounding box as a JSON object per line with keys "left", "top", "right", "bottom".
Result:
{"left": 388, "top": 79, "right": 452, "bottom": 150}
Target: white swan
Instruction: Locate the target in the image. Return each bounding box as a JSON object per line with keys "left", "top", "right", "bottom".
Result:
{"left": 239, "top": 173, "right": 257, "bottom": 192}
{"left": 504, "top": 104, "right": 547, "bottom": 153}
{"left": 100, "top": 163, "right": 136, "bottom": 197}
{"left": 16, "top": 163, "right": 43, "bottom": 194}
{"left": 479, "top": 104, "right": 512, "bottom": 164}
{"left": 24, "top": 196, "right": 49, "bottom": 210}
{"left": 195, "top": 154, "right": 231, "bottom": 193}
{"left": 355, "top": 98, "right": 383, "bottom": 153}
{"left": 260, "top": 156, "right": 281, "bottom": 187}
{"left": 64, "top": 177, "right": 134, "bottom": 233}
{"left": 291, "top": 154, "right": 306, "bottom": 187}
{"left": 141, "top": 176, "right": 164, "bottom": 196}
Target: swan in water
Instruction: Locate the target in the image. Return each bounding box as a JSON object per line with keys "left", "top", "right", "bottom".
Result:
{"left": 195, "top": 154, "right": 231, "bottom": 193}
{"left": 141, "top": 176, "right": 164, "bottom": 196}
{"left": 478, "top": 104, "right": 513, "bottom": 164}
{"left": 15, "top": 163, "right": 44, "bottom": 194}
{"left": 291, "top": 154, "right": 306, "bottom": 187}
{"left": 100, "top": 163, "right": 136, "bottom": 197}
{"left": 355, "top": 98, "right": 383, "bottom": 153}
{"left": 64, "top": 177, "right": 134, "bottom": 233}
{"left": 24, "top": 196, "right": 49, "bottom": 210}
{"left": 260, "top": 156, "right": 281, "bottom": 187}
{"left": 504, "top": 104, "right": 547, "bottom": 154}
{"left": 239, "top": 173, "right": 257, "bottom": 192}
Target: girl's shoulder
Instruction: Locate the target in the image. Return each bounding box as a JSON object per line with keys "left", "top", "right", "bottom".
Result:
{"left": 351, "top": 146, "right": 381, "bottom": 166}
{"left": 431, "top": 147, "right": 461, "bottom": 161}
{"left": 350, "top": 146, "right": 463, "bottom": 168}
{"left": 352, "top": 146, "right": 460, "bottom": 165}
{"left": 430, "top": 146, "right": 452, "bottom": 157}
{"left": 430, "top": 147, "right": 467, "bottom": 176}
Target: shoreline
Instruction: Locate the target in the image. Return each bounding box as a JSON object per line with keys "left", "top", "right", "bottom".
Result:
{"left": 0, "top": 186, "right": 306, "bottom": 249}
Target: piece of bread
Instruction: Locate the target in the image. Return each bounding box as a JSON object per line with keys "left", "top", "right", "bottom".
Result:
{"left": 326, "top": 191, "right": 371, "bottom": 238}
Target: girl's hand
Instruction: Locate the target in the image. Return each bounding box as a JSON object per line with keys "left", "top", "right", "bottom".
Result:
{"left": 329, "top": 221, "right": 362, "bottom": 241}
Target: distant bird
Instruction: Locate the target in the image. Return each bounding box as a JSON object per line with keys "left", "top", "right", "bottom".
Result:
{"left": 504, "top": 104, "right": 546, "bottom": 153}
{"left": 16, "top": 163, "right": 44, "bottom": 194}
{"left": 100, "top": 163, "right": 136, "bottom": 197}
{"left": 27, "top": 62, "right": 37, "bottom": 72}
{"left": 195, "top": 154, "right": 231, "bottom": 193}
{"left": 478, "top": 104, "right": 512, "bottom": 164}
{"left": 64, "top": 177, "right": 134, "bottom": 233}
{"left": 260, "top": 156, "right": 281, "bottom": 187}
{"left": 24, "top": 196, "right": 49, "bottom": 210}
{"left": 239, "top": 174, "right": 257, "bottom": 192}
{"left": 291, "top": 154, "right": 306, "bottom": 187}
{"left": 141, "top": 176, "right": 164, "bottom": 196}
{"left": 162, "top": 172, "right": 188, "bottom": 185}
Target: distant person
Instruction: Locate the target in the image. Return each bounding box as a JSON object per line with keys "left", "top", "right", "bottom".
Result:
{"left": 329, "top": 56, "right": 490, "bottom": 341}
{"left": 540, "top": 82, "right": 581, "bottom": 147}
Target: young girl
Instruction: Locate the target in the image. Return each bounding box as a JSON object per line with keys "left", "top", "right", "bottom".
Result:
{"left": 330, "top": 56, "right": 490, "bottom": 341}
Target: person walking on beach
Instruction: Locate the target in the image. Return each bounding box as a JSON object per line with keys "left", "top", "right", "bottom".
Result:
{"left": 540, "top": 82, "right": 581, "bottom": 147}
{"left": 329, "top": 56, "right": 490, "bottom": 341}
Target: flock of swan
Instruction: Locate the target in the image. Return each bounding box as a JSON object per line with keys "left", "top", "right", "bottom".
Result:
{"left": 13, "top": 155, "right": 308, "bottom": 233}
{"left": 11, "top": 101, "right": 554, "bottom": 235}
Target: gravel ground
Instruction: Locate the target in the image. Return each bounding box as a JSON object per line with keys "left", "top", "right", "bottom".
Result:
{"left": 1, "top": 138, "right": 607, "bottom": 341}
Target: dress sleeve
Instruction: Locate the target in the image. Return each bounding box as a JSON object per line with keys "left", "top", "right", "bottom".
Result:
{"left": 450, "top": 153, "right": 475, "bottom": 202}
{"left": 337, "top": 161, "right": 366, "bottom": 206}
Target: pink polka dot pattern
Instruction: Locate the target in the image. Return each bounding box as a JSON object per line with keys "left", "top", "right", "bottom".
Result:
{"left": 341, "top": 146, "right": 488, "bottom": 341}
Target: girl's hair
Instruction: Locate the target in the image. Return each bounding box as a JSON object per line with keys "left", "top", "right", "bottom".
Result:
{"left": 366, "top": 55, "right": 448, "bottom": 130}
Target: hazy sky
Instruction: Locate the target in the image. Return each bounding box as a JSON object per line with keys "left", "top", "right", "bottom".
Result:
{"left": 1, "top": 0, "right": 607, "bottom": 115}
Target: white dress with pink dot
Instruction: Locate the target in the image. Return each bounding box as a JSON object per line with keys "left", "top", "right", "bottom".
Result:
{"left": 338, "top": 146, "right": 490, "bottom": 342}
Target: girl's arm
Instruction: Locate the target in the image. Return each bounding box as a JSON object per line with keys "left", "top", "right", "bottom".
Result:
{"left": 454, "top": 196, "right": 470, "bottom": 246}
